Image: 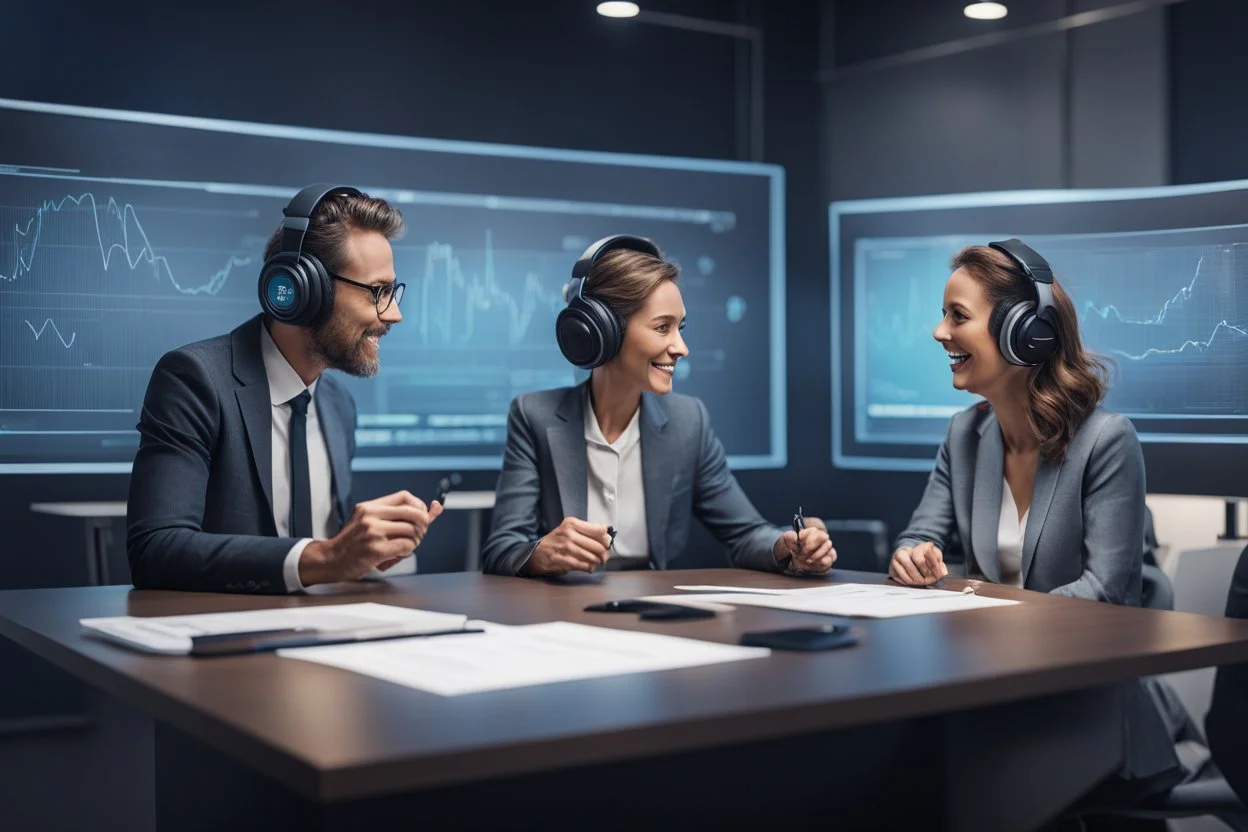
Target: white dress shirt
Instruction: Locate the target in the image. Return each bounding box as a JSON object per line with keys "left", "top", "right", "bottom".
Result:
{"left": 260, "top": 325, "right": 336, "bottom": 592}
{"left": 998, "top": 477, "right": 1029, "bottom": 588}
{"left": 584, "top": 391, "right": 649, "bottom": 567}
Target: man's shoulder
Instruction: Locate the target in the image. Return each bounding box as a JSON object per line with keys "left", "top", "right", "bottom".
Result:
{"left": 153, "top": 329, "right": 235, "bottom": 383}
{"left": 316, "top": 371, "right": 355, "bottom": 409}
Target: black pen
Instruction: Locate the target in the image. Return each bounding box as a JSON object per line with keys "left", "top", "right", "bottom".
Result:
{"left": 189, "top": 626, "right": 484, "bottom": 657}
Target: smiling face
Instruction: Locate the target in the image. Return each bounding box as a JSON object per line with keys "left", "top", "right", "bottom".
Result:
{"left": 609, "top": 279, "right": 689, "bottom": 395}
{"left": 311, "top": 228, "right": 401, "bottom": 377}
{"left": 933, "top": 266, "right": 1025, "bottom": 397}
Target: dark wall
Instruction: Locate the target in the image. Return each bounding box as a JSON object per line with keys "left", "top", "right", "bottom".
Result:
{"left": 1169, "top": 0, "right": 1248, "bottom": 185}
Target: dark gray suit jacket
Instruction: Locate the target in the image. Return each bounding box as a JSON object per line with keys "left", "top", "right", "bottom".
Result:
{"left": 898, "top": 404, "right": 1180, "bottom": 786}
{"left": 126, "top": 315, "right": 356, "bottom": 594}
{"left": 482, "top": 384, "right": 781, "bottom": 576}
{"left": 896, "top": 405, "right": 1146, "bottom": 604}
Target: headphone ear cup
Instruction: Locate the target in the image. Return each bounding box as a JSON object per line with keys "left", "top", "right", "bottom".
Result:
{"left": 556, "top": 303, "right": 605, "bottom": 369}
{"left": 556, "top": 296, "right": 623, "bottom": 369}
{"left": 996, "top": 300, "right": 1035, "bottom": 367}
{"left": 299, "top": 253, "right": 334, "bottom": 327}
{"left": 259, "top": 256, "right": 310, "bottom": 325}
{"left": 1015, "top": 315, "right": 1059, "bottom": 365}
{"left": 586, "top": 297, "right": 623, "bottom": 364}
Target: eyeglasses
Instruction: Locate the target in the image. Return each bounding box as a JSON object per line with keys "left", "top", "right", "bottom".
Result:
{"left": 330, "top": 273, "right": 406, "bottom": 315}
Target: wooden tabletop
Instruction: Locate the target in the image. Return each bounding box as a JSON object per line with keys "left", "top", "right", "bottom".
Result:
{"left": 1, "top": 568, "right": 1247, "bottom": 803}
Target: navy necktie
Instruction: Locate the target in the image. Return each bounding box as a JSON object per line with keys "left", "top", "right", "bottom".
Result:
{"left": 287, "top": 390, "right": 313, "bottom": 539}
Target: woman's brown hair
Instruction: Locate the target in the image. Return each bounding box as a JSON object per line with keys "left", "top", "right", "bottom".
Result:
{"left": 584, "top": 248, "right": 680, "bottom": 326}
{"left": 952, "top": 245, "right": 1108, "bottom": 463}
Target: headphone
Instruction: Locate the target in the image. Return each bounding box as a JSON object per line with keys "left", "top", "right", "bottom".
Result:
{"left": 555, "top": 234, "right": 661, "bottom": 369}
{"left": 258, "top": 184, "right": 363, "bottom": 326}
{"left": 987, "top": 237, "right": 1060, "bottom": 366}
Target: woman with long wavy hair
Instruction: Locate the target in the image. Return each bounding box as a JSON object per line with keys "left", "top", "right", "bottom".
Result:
{"left": 889, "top": 239, "right": 1145, "bottom": 604}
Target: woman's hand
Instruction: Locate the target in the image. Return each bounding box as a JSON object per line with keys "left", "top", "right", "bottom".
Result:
{"left": 889, "top": 541, "right": 947, "bottom": 586}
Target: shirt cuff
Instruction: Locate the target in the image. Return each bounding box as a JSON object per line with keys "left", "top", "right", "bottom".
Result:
{"left": 283, "top": 539, "right": 314, "bottom": 593}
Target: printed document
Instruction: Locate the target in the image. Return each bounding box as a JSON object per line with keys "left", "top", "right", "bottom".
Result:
{"left": 279, "top": 620, "right": 769, "bottom": 696}
{"left": 80, "top": 603, "right": 469, "bottom": 655}
{"left": 649, "top": 583, "right": 1019, "bottom": 618}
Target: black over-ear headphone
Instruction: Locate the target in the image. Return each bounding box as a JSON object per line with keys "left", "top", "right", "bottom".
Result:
{"left": 555, "top": 234, "right": 661, "bottom": 369}
{"left": 258, "top": 184, "right": 364, "bottom": 326}
{"left": 987, "top": 237, "right": 1060, "bottom": 367}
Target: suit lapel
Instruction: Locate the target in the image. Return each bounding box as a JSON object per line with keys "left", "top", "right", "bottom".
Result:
{"left": 231, "top": 317, "right": 275, "bottom": 521}
{"left": 640, "top": 395, "right": 676, "bottom": 568}
{"left": 548, "top": 385, "right": 587, "bottom": 522}
{"left": 315, "top": 382, "right": 352, "bottom": 528}
{"left": 1021, "top": 457, "right": 1062, "bottom": 586}
{"left": 971, "top": 411, "right": 1004, "bottom": 584}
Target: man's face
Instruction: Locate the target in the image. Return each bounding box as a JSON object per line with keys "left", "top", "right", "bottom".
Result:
{"left": 311, "top": 229, "right": 401, "bottom": 377}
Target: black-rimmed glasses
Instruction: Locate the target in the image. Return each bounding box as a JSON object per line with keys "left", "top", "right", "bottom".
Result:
{"left": 331, "top": 273, "right": 406, "bottom": 315}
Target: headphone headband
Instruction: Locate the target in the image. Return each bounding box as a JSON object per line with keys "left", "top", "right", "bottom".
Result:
{"left": 556, "top": 234, "right": 662, "bottom": 370}
{"left": 571, "top": 234, "right": 661, "bottom": 282}
{"left": 987, "top": 237, "right": 1060, "bottom": 366}
{"left": 278, "top": 183, "right": 364, "bottom": 258}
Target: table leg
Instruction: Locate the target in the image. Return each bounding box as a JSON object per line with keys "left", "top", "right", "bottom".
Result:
{"left": 87, "top": 519, "right": 113, "bottom": 586}
{"left": 464, "top": 508, "right": 482, "bottom": 572}
{"left": 83, "top": 519, "right": 101, "bottom": 587}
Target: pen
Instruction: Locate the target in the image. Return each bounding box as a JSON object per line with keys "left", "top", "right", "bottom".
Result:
{"left": 792, "top": 506, "right": 805, "bottom": 535}
{"left": 189, "top": 626, "right": 485, "bottom": 656}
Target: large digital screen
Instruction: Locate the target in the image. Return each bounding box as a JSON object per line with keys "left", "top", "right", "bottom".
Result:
{"left": 0, "top": 98, "right": 785, "bottom": 473}
{"left": 832, "top": 181, "right": 1248, "bottom": 494}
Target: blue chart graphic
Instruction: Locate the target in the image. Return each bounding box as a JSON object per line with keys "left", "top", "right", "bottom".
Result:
{"left": 0, "top": 99, "right": 782, "bottom": 472}
{"left": 856, "top": 230, "right": 1248, "bottom": 447}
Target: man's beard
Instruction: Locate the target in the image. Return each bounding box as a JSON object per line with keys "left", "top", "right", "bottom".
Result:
{"left": 311, "top": 314, "right": 388, "bottom": 377}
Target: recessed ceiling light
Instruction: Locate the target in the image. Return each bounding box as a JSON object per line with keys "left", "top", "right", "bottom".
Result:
{"left": 597, "top": 2, "right": 641, "bottom": 18}
{"left": 964, "top": 2, "right": 1008, "bottom": 20}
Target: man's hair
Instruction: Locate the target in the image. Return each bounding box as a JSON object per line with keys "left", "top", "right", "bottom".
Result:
{"left": 262, "top": 191, "right": 405, "bottom": 274}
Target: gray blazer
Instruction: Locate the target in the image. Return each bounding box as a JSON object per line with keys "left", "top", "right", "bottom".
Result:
{"left": 482, "top": 384, "right": 782, "bottom": 576}
{"left": 896, "top": 405, "right": 1145, "bottom": 605}
{"left": 127, "top": 315, "right": 356, "bottom": 594}
{"left": 898, "top": 405, "right": 1179, "bottom": 787}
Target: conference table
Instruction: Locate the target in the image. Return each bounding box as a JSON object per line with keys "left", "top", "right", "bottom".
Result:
{"left": 2, "top": 568, "right": 1247, "bottom": 831}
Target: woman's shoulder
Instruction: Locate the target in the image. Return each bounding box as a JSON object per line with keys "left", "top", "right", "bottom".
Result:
{"left": 1072, "top": 407, "right": 1141, "bottom": 460}
{"left": 1079, "top": 407, "right": 1138, "bottom": 440}
{"left": 509, "top": 385, "right": 581, "bottom": 421}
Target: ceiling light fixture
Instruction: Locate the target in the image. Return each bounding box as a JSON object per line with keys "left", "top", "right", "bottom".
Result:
{"left": 597, "top": 2, "right": 641, "bottom": 18}
{"left": 964, "top": 2, "right": 1008, "bottom": 20}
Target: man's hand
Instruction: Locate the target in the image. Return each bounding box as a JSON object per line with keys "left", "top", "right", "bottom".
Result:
{"left": 300, "top": 491, "right": 442, "bottom": 586}
{"left": 521, "top": 517, "right": 612, "bottom": 576}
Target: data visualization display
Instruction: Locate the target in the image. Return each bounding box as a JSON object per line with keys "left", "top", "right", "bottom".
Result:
{"left": 0, "top": 99, "right": 785, "bottom": 472}
{"left": 831, "top": 183, "right": 1248, "bottom": 484}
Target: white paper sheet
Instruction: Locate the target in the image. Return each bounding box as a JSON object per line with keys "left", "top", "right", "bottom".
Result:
{"left": 651, "top": 583, "right": 1019, "bottom": 618}
{"left": 80, "top": 603, "right": 469, "bottom": 655}
{"left": 278, "top": 620, "right": 770, "bottom": 696}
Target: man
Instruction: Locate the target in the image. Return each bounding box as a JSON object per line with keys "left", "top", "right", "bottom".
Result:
{"left": 127, "top": 184, "right": 440, "bottom": 593}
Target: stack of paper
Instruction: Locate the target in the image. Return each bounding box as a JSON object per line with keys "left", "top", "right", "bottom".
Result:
{"left": 638, "top": 583, "right": 1020, "bottom": 619}
{"left": 80, "top": 603, "right": 469, "bottom": 655}
{"left": 279, "top": 621, "right": 770, "bottom": 696}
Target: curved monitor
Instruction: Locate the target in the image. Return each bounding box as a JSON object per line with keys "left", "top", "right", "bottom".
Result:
{"left": 0, "top": 98, "right": 785, "bottom": 473}
{"left": 832, "top": 180, "right": 1248, "bottom": 496}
